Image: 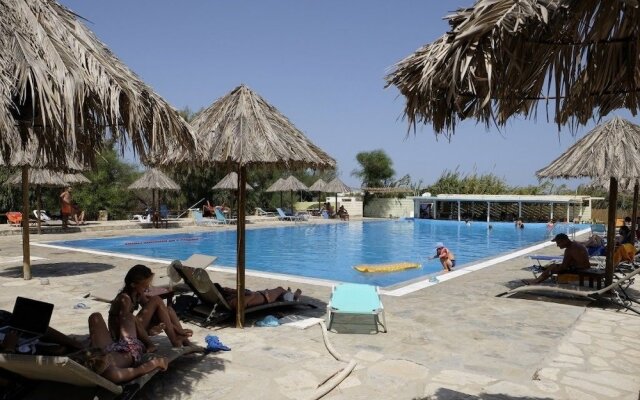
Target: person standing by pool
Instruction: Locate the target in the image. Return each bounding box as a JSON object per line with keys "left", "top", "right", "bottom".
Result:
{"left": 432, "top": 242, "right": 456, "bottom": 272}
{"left": 59, "top": 186, "right": 73, "bottom": 228}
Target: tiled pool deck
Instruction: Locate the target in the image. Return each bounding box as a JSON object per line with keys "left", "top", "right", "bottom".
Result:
{"left": 1, "top": 218, "right": 639, "bottom": 399}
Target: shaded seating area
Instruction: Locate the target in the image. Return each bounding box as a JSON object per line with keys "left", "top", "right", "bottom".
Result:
{"left": 498, "top": 265, "right": 640, "bottom": 314}
{"left": 170, "top": 257, "right": 316, "bottom": 326}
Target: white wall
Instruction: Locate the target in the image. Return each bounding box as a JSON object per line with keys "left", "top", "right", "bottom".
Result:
{"left": 364, "top": 198, "right": 414, "bottom": 218}
{"left": 324, "top": 196, "right": 363, "bottom": 217}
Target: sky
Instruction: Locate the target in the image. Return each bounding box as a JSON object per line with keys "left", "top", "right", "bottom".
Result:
{"left": 59, "top": 0, "right": 638, "bottom": 188}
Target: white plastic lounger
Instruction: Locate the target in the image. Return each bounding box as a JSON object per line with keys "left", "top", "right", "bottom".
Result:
{"left": 326, "top": 283, "right": 387, "bottom": 333}
{"left": 0, "top": 341, "right": 204, "bottom": 397}
{"left": 498, "top": 266, "right": 640, "bottom": 314}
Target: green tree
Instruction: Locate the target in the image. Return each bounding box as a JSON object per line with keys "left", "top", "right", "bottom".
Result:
{"left": 352, "top": 150, "right": 395, "bottom": 187}
{"left": 70, "top": 146, "right": 142, "bottom": 220}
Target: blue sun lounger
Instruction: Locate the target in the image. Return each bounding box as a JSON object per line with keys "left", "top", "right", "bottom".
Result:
{"left": 326, "top": 283, "right": 387, "bottom": 333}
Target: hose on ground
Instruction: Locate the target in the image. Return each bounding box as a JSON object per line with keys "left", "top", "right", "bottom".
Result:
{"left": 304, "top": 320, "right": 357, "bottom": 400}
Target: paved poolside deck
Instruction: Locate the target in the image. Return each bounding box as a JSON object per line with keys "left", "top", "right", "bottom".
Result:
{"left": 1, "top": 219, "right": 639, "bottom": 399}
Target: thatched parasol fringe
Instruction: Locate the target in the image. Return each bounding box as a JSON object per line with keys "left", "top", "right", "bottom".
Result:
{"left": 386, "top": 0, "right": 640, "bottom": 136}
{"left": 0, "top": 0, "right": 196, "bottom": 169}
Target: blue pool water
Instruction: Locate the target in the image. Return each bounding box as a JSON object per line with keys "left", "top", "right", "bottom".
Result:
{"left": 50, "top": 220, "right": 562, "bottom": 287}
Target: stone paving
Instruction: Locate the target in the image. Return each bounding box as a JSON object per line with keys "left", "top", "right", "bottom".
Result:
{"left": 1, "top": 219, "right": 639, "bottom": 399}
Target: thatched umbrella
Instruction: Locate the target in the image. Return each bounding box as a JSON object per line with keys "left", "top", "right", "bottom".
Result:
{"left": 191, "top": 84, "right": 335, "bottom": 327}
{"left": 1, "top": 0, "right": 196, "bottom": 279}
{"left": 128, "top": 168, "right": 181, "bottom": 213}
{"left": 6, "top": 169, "right": 68, "bottom": 234}
{"left": 386, "top": 0, "right": 640, "bottom": 136}
{"left": 212, "top": 172, "right": 253, "bottom": 212}
{"left": 0, "top": 0, "right": 195, "bottom": 168}
{"left": 309, "top": 178, "right": 327, "bottom": 212}
{"left": 266, "top": 175, "right": 308, "bottom": 211}
{"left": 212, "top": 172, "right": 253, "bottom": 191}
{"left": 265, "top": 178, "right": 286, "bottom": 208}
{"left": 537, "top": 117, "right": 640, "bottom": 287}
{"left": 323, "top": 177, "right": 352, "bottom": 213}
{"left": 1, "top": 145, "right": 87, "bottom": 273}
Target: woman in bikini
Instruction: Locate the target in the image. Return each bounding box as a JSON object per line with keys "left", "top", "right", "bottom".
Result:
{"left": 85, "top": 312, "right": 168, "bottom": 383}
{"left": 215, "top": 284, "right": 302, "bottom": 310}
{"left": 109, "top": 265, "right": 192, "bottom": 348}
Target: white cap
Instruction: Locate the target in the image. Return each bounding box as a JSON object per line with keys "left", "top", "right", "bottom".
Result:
{"left": 435, "top": 242, "right": 444, "bottom": 249}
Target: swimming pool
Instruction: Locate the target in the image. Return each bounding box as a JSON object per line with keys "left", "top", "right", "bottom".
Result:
{"left": 47, "top": 220, "right": 564, "bottom": 287}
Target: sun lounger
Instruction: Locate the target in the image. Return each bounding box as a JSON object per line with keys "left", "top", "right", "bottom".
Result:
{"left": 192, "top": 210, "right": 222, "bottom": 227}
{"left": 326, "top": 283, "right": 387, "bottom": 333}
{"left": 214, "top": 208, "right": 236, "bottom": 225}
{"left": 0, "top": 339, "right": 204, "bottom": 399}
{"left": 498, "top": 266, "right": 640, "bottom": 314}
{"left": 276, "top": 208, "right": 304, "bottom": 222}
{"left": 254, "top": 207, "right": 276, "bottom": 217}
{"left": 170, "top": 256, "right": 316, "bottom": 326}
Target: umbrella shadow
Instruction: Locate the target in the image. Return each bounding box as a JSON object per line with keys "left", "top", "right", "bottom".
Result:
{"left": 415, "top": 388, "right": 555, "bottom": 399}
{"left": 497, "top": 280, "right": 590, "bottom": 308}
{"left": 136, "top": 352, "right": 228, "bottom": 399}
{"left": 0, "top": 262, "right": 115, "bottom": 278}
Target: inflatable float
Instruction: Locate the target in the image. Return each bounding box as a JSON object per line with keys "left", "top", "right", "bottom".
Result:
{"left": 354, "top": 262, "right": 421, "bottom": 273}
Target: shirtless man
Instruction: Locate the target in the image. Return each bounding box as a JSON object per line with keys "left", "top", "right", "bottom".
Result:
{"left": 523, "top": 233, "right": 590, "bottom": 285}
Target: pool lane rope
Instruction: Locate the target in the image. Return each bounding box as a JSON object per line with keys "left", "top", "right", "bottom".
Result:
{"left": 124, "top": 237, "right": 200, "bottom": 246}
{"left": 305, "top": 320, "right": 357, "bottom": 400}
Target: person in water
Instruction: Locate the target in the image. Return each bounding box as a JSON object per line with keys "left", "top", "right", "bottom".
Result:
{"left": 432, "top": 242, "right": 456, "bottom": 272}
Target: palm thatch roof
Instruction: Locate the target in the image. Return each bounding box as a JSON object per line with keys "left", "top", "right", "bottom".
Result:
{"left": 323, "top": 177, "right": 352, "bottom": 194}
{"left": 6, "top": 168, "right": 68, "bottom": 187}
{"left": 308, "top": 178, "right": 327, "bottom": 192}
{"left": 128, "top": 168, "right": 180, "bottom": 191}
{"left": 0, "top": 0, "right": 195, "bottom": 168}
{"left": 212, "top": 172, "right": 253, "bottom": 190}
{"left": 386, "top": 0, "right": 640, "bottom": 136}
{"left": 536, "top": 117, "right": 640, "bottom": 180}
{"left": 191, "top": 85, "right": 335, "bottom": 169}
{"left": 0, "top": 139, "right": 87, "bottom": 170}
{"left": 266, "top": 175, "right": 308, "bottom": 192}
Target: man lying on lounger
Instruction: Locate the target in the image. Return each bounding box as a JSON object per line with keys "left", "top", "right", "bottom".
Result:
{"left": 523, "top": 233, "right": 590, "bottom": 285}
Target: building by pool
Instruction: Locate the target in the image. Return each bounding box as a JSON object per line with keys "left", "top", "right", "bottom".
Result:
{"left": 413, "top": 194, "right": 604, "bottom": 223}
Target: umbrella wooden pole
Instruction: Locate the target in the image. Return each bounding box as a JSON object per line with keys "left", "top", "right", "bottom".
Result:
{"left": 605, "top": 177, "right": 618, "bottom": 287}
{"left": 21, "top": 166, "right": 32, "bottom": 280}
{"left": 236, "top": 165, "right": 247, "bottom": 328}
{"left": 632, "top": 182, "right": 639, "bottom": 238}
{"left": 36, "top": 186, "right": 42, "bottom": 235}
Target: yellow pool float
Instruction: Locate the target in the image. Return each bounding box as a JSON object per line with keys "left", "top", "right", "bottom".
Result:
{"left": 354, "top": 262, "right": 421, "bottom": 273}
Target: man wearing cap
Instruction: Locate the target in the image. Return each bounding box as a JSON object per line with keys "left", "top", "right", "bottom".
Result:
{"left": 523, "top": 233, "right": 590, "bottom": 285}
{"left": 432, "top": 242, "right": 456, "bottom": 272}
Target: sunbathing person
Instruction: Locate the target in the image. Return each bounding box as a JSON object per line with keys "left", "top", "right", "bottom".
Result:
{"left": 202, "top": 201, "right": 215, "bottom": 218}
{"left": 109, "top": 265, "right": 192, "bottom": 348}
{"left": 83, "top": 312, "right": 168, "bottom": 384}
{"left": 214, "top": 284, "right": 302, "bottom": 311}
{"left": 523, "top": 233, "right": 590, "bottom": 285}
